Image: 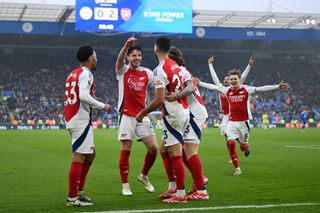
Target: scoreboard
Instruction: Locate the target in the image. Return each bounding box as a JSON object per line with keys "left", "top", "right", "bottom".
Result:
{"left": 75, "top": 0, "right": 193, "bottom": 33}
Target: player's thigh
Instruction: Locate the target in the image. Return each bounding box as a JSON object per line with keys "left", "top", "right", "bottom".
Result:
{"left": 227, "top": 121, "right": 241, "bottom": 141}
{"left": 118, "top": 114, "right": 136, "bottom": 141}
{"left": 184, "top": 117, "right": 206, "bottom": 144}
{"left": 220, "top": 114, "right": 229, "bottom": 135}
{"left": 238, "top": 121, "right": 250, "bottom": 144}
{"left": 136, "top": 116, "right": 155, "bottom": 140}
{"left": 162, "top": 114, "right": 189, "bottom": 148}
{"left": 68, "top": 124, "right": 94, "bottom": 154}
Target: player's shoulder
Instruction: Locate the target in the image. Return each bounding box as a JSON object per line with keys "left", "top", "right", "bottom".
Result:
{"left": 139, "top": 66, "right": 153, "bottom": 73}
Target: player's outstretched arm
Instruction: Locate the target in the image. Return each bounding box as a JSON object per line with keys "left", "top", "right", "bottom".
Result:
{"left": 196, "top": 77, "right": 226, "bottom": 94}
{"left": 165, "top": 79, "right": 195, "bottom": 102}
{"left": 115, "top": 37, "right": 137, "bottom": 72}
{"left": 136, "top": 88, "right": 165, "bottom": 122}
{"left": 208, "top": 56, "right": 222, "bottom": 85}
{"left": 240, "top": 56, "right": 254, "bottom": 83}
{"left": 254, "top": 81, "right": 291, "bottom": 93}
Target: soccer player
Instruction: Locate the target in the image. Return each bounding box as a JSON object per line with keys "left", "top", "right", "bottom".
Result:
{"left": 196, "top": 69, "right": 290, "bottom": 175}
{"left": 162, "top": 47, "right": 209, "bottom": 201}
{"left": 115, "top": 37, "right": 158, "bottom": 196}
{"left": 64, "top": 45, "right": 112, "bottom": 206}
{"left": 207, "top": 56, "right": 253, "bottom": 164}
{"left": 300, "top": 109, "right": 308, "bottom": 131}
{"left": 136, "top": 37, "right": 189, "bottom": 203}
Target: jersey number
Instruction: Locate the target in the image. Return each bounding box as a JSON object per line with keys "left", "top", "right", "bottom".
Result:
{"left": 172, "top": 71, "right": 183, "bottom": 93}
{"left": 64, "top": 81, "right": 77, "bottom": 106}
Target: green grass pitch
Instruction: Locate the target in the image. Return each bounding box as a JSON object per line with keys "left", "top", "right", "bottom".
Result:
{"left": 0, "top": 128, "right": 319, "bottom": 212}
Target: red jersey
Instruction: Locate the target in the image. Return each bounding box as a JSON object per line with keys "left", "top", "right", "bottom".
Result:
{"left": 154, "top": 58, "right": 189, "bottom": 117}
{"left": 225, "top": 86, "right": 254, "bottom": 121}
{"left": 64, "top": 66, "right": 104, "bottom": 128}
{"left": 219, "top": 93, "right": 229, "bottom": 115}
{"left": 116, "top": 65, "right": 153, "bottom": 117}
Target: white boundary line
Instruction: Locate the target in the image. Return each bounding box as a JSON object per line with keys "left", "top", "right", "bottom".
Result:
{"left": 285, "top": 145, "right": 320, "bottom": 150}
{"left": 80, "top": 202, "right": 320, "bottom": 213}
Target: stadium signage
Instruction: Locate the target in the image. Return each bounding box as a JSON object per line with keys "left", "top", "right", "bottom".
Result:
{"left": 75, "top": 0, "right": 192, "bottom": 33}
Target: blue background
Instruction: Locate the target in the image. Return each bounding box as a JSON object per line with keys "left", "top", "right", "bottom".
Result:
{"left": 75, "top": 0, "right": 193, "bottom": 33}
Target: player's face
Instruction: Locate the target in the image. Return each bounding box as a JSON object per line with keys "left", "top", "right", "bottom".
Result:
{"left": 229, "top": 74, "right": 240, "bottom": 88}
{"left": 127, "top": 50, "right": 142, "bottom": 68}
{"left": 90, "top": 51, "right": 98, "bottom": 71}
{"left": 223, "top": 76, "right": 230, "bottom": 86}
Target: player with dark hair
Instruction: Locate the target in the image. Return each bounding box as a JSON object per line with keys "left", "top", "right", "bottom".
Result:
{"left": 136, "top": 37, "right": 191, "bottom": 203}
{"left": 162, "top": 46, "right": 209, "bottom": 201}
{"left": 115, "top": 37, "right": 158, "bottom": 196}
{"left": 64, "top": 44, "right": 112, "bottom": 206}
{"left": 196, "top": 69, "right": 290, "bottom": 175}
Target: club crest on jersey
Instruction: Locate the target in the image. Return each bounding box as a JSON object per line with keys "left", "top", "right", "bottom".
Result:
{"left": 121, "top": 8, "right": 131, "bottom": 21}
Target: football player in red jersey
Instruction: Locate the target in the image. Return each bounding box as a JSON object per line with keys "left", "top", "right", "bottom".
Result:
{"left": 197, "top": 69, "right": 290, "bottom": 175}
{"left": 115, "top": 37, "right": 158, "bottom": 196}
{"left": 64, "top": 45, "right": 111, "bottom": 206}
{"left": 137, "top": 37, "right": 191, "bottom": 203}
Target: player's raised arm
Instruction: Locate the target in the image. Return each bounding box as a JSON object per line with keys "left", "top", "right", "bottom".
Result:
{"left": 208, "top": 55, "right": 222, "bottom": 86}
{"left": 240, "top": 56, "right": 254, "bottom": 83}
{"left": 115, "top": 37, "right": 137, "bottom": 73}
{"left": 197, "top": 78, "right": 227, "bottom": 95}
{"left": 254, "top": 81, "right": 291, "bottom": 93}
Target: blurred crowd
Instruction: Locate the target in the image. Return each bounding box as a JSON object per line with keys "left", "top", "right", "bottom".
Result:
{"left": 0, "top": 44, "right": 319, "bottom": 128}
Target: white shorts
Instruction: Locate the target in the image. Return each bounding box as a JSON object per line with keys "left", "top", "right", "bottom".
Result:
{"left": 227, "top": 120, "right": 250, "bottom": 144}
{"left": 220, "top": 114, "right": 229, "bottom": 135}
{"left": 68, "top": 123, "right": 94, "bottom": 154}
{"left": 184, "top": 114, "right": 206, "bottom": 144}
{"left": 162, "top": 114, "right": 189, "bottom": 147}
{"left": 118, "top": 114, "right": 154, "bottom": 141}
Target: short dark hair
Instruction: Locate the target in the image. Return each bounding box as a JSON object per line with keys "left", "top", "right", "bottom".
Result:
{"left": 169, "top": 47, "right": 185, "bottom": 66}
{"left": 155, "top": 37, "right": 171, "bottom": 53}
{"left": 228, "top": 69, "right": 241, "bottom": 78}
{"left": 76, "top": 44, "right": 94, "bottom": 62}
{"left": 127, "top": 45, "right": 142, "bottom": 55}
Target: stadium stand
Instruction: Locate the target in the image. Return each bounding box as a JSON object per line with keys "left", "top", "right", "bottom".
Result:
{"left": 0, "top": 35, "right": 319, "bottom": 128}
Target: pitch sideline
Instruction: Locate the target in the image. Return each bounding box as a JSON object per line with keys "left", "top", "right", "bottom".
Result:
{"left": 79, "top": 202, "right": 320, "bottom": 213}
{"left": 285, "top": 145, "right": 320, "bottom": 150}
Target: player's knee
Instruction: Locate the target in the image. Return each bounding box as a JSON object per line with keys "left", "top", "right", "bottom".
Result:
{"left": 147, "top": 143, "right": 158, "bottom": 154}
{"left": 121, "top": 140, "right": 132, "bottom": 150}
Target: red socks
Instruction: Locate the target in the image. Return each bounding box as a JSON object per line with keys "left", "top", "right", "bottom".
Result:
{"left": 172, "top": 156, "right": 185, "bottom": 190}
{"left": 78, "top": 160, "right": 92, "bottom": 191}
{"left": 160, "top": 151, "right": 175, "bottom": 182}
{"left": 68, "top": 161, "right": 83, "bottom": 198}
{"left": 187, "top": 154, "right": 205, "bottom": 190}
{"left": 228, "top": 140, "right": 239, "bottom": 168}
{"left": 141, "top": 151, "right": 157, "bottom": 176}
{"left": 119, "top": 150, "right": 130, "bottom": 183}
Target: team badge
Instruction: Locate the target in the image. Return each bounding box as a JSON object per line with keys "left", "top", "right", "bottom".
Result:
{"left": 121, "top": 8, "right": 131, "bottom": 21}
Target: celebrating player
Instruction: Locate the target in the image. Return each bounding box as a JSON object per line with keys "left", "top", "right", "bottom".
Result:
{"left": 197, "top": 69, "right": 290, "bottom": 175}
{"left": 161, "top": 47, "right": 209, "bottom": 201}
{"left": 207, "top": 56, "right": 253, "bottom": 163}
{"left": 115, "top": 37, "right": 158, "bottom": 196}
{"left": 136, "top": 37, "right": 189, "bottom": 203}
{"left": 64, "top": 45, "right": 112, "bottom": 206}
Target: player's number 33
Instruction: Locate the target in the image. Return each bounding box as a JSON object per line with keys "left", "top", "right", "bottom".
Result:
{"left": 64, "top": 81, "right": 77, "bottom": 106}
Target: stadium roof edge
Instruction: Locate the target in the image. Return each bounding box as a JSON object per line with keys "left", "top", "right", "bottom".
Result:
{"left": 0, "top": 2, "right": 320, "bottom": 30}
